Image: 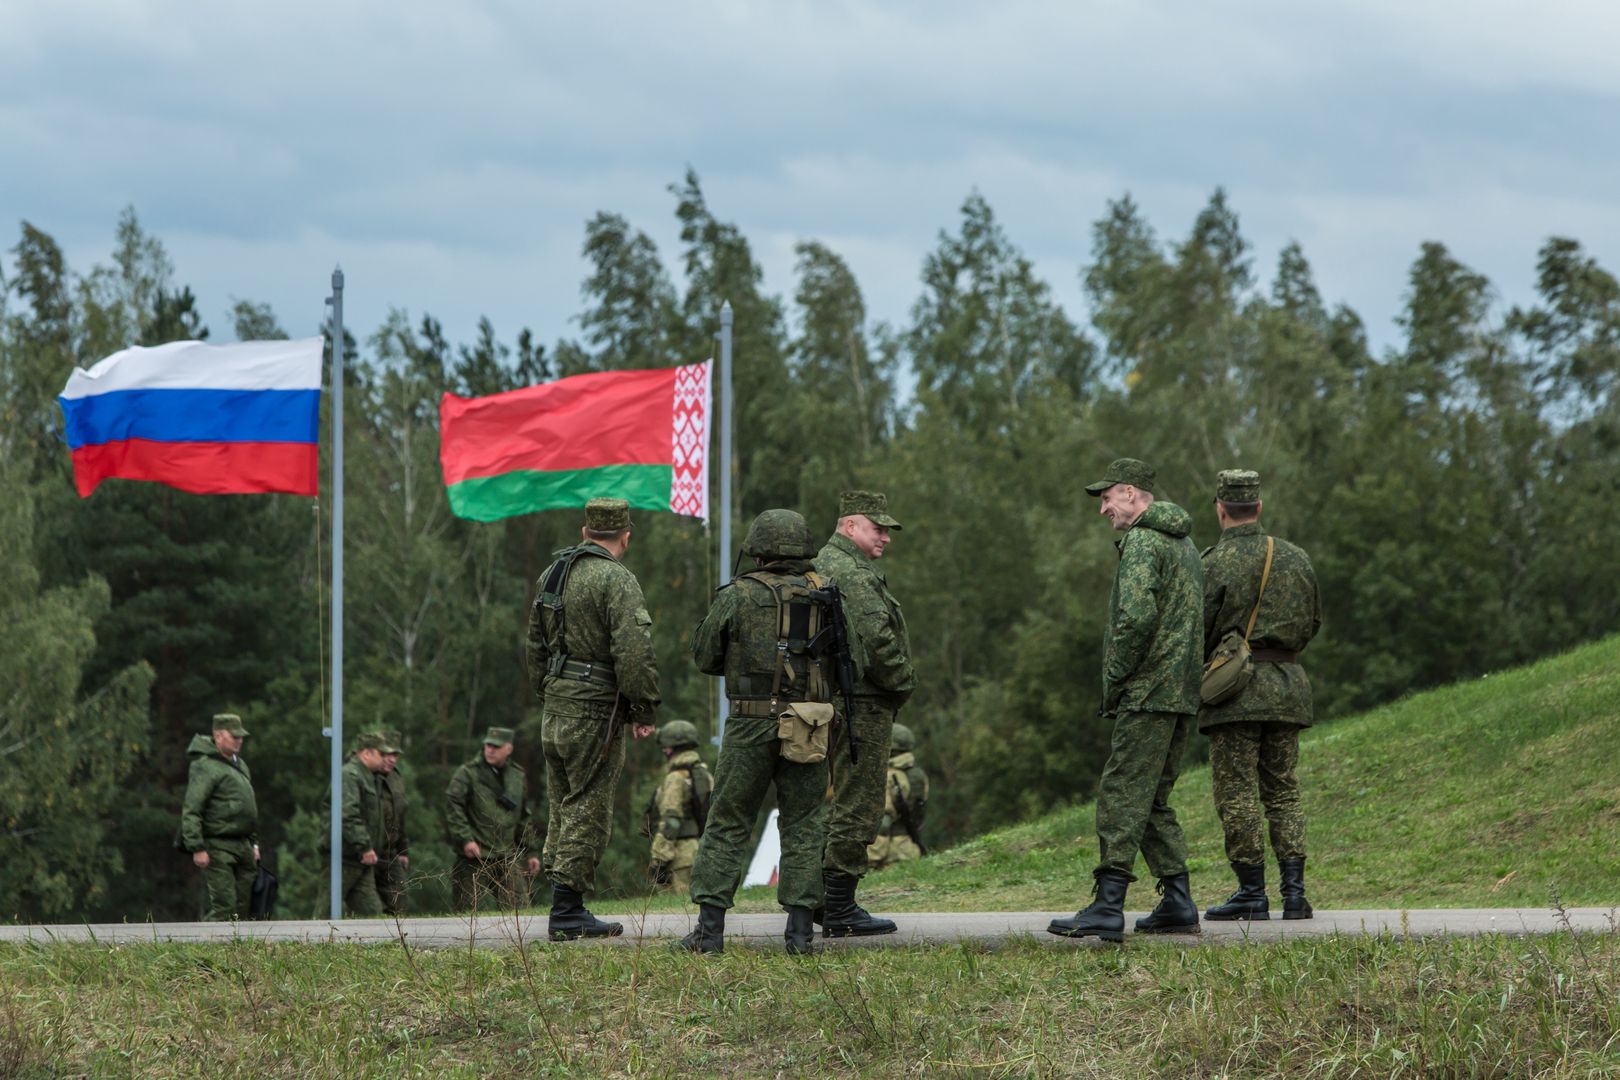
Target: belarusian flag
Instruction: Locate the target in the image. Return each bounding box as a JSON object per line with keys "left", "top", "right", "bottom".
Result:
{"left": 438, "top": 362, "right": 711, "bottom": 523}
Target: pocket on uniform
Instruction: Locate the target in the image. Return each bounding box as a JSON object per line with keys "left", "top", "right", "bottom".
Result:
{"left": 777, "top": 702, "right": 834, "bottom": 764}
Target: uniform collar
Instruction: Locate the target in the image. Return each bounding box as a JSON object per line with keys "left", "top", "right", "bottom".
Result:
{"left": 1220, "top": 522, "right": 1266, "bottom": 540}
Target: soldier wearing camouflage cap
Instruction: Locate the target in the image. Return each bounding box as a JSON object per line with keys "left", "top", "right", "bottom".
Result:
{"left": 337, "top": 731, "right": 388, "bottom": 916}
{"left": 376, "top": 729, "right": 411, "bottom": 915}
{"left": 525, "top": 497, "right": 661, "bottom": 940}
{"left": 1051, "top": 458, "right": 1204, "bottom": 942}
{"left": 1199, "top": 470, "right": 1322, "bottom": 922}
{"left": 643, "top": 721, "right": 713, "bottom": 894}
{"left": 813, "top": 490, "right": 914, "bottom": 937}
{"left": 866, "top": 723, "right": 930, "bottom": 871}
{"left": 179, "top": 713, "right": 260, "bottom": 920}
{"left": 445, "top": 726, "right": 540, "bottom": 911}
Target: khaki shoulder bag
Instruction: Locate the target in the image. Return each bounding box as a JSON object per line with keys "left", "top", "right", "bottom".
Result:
{"left": 1200, "top": 536, "right": 1274, "bottom": 707}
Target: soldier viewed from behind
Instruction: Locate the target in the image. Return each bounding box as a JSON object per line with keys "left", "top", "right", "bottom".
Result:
{"left": 1199, "top": 470, "right": 1323, "bottom": 921}
{"left": 813, "top": 490, "right": 914, "bottom": 938}
{"left": 1050, "top": 458, "right": 1204, "bottom": 942}
{"left": 525, "top": 496, "right": 661, "bottom": 940}
{"left": 867, "top": 722, "right": 929, "bottom": 871}
{"left": 377, "top": 729, "right": 410, "bottom": 915}
{"left": 679, "top": 509, "right": 861, "bottom": 955}
{"left": 445, "top": 726, "right": 540, "bottom": 911}
{"left": 644, "top": 720, "right": 713, "bottom": 893}
{"left": 339, "top": 731, "right": 387, "bottom": 916}
{"left": 179, "top": 713, "right": 260, "bottom": 921}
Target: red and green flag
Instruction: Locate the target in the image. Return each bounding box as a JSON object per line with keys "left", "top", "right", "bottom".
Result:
{"left": 438, "top": 362, "right": 711, "bottom": 523}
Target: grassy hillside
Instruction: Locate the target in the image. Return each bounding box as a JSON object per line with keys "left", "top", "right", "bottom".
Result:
{"left": 615, "top": 632, "right": 1620, "bottom": 915}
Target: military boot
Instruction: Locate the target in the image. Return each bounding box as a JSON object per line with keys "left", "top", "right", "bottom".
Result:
{"left": 1046, "top": 871, "right": 1129, "bottom": 942}
{"left": 1279, "top": 857, "right": 1313, "bottom": 920}
{"left": 547, "top": 882, "right": 624, "bottom": 940}
{"left": 1204, "top": 862, "right": 1270, "bottom": 921}
{"left": 1133, "top": 872, "right": 1200, "bottom": 934}
{"left": 821, "top": 872, "right": 897, "bottom": 937}
{"left": 675, "top": 903, "right": 725, "bottom": 954}
{"left": 784, "top": 906, "right": 819, "bottom": 955}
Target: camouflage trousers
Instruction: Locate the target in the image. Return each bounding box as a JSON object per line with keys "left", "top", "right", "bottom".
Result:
{"left": 342, "top": 860, "right": 383, "bottom": 917}
{"left": 822, "top": 701, "right": 895, "bottom": 878}
{"left": 541, "top": 704, "right": 626, "bottom": 895}
{"left": 1209, "top": 722, "right": 1306, "bottom": 864}
{"left": 379, "top": 854, "right": 409, "bottom": 916}
{"left": 690, "top": 713, "right": 828, "bottom": 911}
{"left": 1093, "top": 710, "right": 1191, "bottom": 882}
{"left": 867, "top": 833, "right": 922, "bottom": 871}
{"left": 451, "top": 853, "right": 531, "bottom": 912}
{"left": 199, "top": 837, "right": 255, "bottom": 921}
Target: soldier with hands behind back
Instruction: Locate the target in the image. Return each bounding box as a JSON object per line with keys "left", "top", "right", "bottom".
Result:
{"left": 377, "top": 730, "right": 410, "bottom": 915}
{"left": 179, "top": 713, "right": 260, "bottom": 921}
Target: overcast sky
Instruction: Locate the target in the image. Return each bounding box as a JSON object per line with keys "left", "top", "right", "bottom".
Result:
{"left": 4, "top": 1, "right": 1618, "bottom": 363}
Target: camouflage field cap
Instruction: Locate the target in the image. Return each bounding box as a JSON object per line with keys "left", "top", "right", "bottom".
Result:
{"left": 1084, "top": 457, "right": 1156, "bottom": 496}
{"left": 212, "top": 713, "right": 249, "bottom": 736}
{"left": 356, "top": 730, "right": 386, "bottom": 751}
{"left": 482, "top": 726, "right": 516, "bottom": 747}
{"left": 839, "top": 490, "right": 902, "bottom": 529}
{"left": 1216, "top": 469, "right": 1261, "bottom": 505}
{"left": 381, "top": 729, "right": 404, "bottom": 755}
{"left": 585, "top": 497, "right": 631, "bottom": 532}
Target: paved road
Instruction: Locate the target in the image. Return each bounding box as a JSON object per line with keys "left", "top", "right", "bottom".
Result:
{"left": 1, "top": 908, "right": 1613, "bottom": 949}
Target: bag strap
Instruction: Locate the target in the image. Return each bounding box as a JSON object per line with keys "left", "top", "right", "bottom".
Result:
{"left": 1243, "top": 536, "right": 1276, "bottom": 644}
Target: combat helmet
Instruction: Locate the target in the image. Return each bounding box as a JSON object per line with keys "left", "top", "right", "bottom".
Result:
{"left": 741, "top": 508, "right": 815, "bottom": 560}
{"left": 658, "top": 720, "right": 702, "bottom": 750}
{"left": 890, "top": 723, "right": 915, "bottom": 753}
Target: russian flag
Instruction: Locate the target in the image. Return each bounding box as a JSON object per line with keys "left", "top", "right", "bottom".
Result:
{"left": 58, "top": 338, "right": 324, "bottom": 497}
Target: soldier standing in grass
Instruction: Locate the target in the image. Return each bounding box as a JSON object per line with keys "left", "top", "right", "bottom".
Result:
{"left": 339, "top": 731, "right": 387, "bottom": 916}
{"left": 1050, "top": 458, "right": 1204, "bottom": 942}
{"left": 445, "top": 726, "right": 540, "bottom": 911}
{"left": 525, "top": 497, "right": 660, "bottom": 940}
{"left": 1199, "top": 470, "right": 1323, "bottom": 921}
{"left": 377, "top": 730, "right": 410, "bottom": 915}
{"left": 644, "top": 720, "right": 713, "bottom": 893}
{"left": 866, "top": 723, "right": 929, "bottom": 871}
{"left": 179, "top": 713, "right": 260, "bottom": 921}
{"left": 813, "top": 490, "right": 914, "bottom": 937}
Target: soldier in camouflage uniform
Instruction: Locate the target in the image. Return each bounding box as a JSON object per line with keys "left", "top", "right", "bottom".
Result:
{"left": 813, "top": 490, "right": 913, "bottom": 937}
{"left": 339, "top": 731, "right": 387, "bottom": 916}
{"left": 377, "top": 730, "right": 410, "bottom": 915}
{"left": 866, "top": 723, "right": 929, "bottom": 871}
{"left": 525, "top": 497, "right": 660, "bottom": 940}
{"left": 1199, "top": 470, "right": 1323, "bottom": 921}
{"left": 1050, "top": 458, "right": 1204, "bottom": 942}
{"left": 679, "top": 509, "right": 861, "bottom": 955}
{"left": 645, "top": 720, "right": 712, "bottom": 893}
{"left": 445, "top": 726, "right": 540, "bottom": 911}
{"left": 179, "top": 713, "right": 260, "bottom": 921}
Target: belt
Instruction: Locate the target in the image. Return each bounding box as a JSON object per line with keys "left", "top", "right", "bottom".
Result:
{"left": 1250, "top": 649, "right": 1299, "bottom": 664}
{"left": 554, "top": 658, "right": 617, "bottom": 686}
{"left": 727, "top": 697, "right": 811, "bottom": 718}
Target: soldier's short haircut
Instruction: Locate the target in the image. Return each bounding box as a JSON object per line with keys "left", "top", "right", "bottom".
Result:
{"left": 585, "top": 526, "right": 630, "bottom": 542}
{"left": 1219, "top": 499, "right": 1260, "bottom": 522}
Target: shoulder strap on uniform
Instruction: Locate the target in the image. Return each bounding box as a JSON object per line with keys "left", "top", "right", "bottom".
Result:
{"left": 1243, "top": 536, "right": 1276, "bottom": 644}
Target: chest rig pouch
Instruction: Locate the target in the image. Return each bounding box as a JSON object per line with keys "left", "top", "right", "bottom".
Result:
{"left": 535, "top": 545, "right": 612, "bottom": 679}
{"left": 733, "top": 569, "right": 836, "bottom": 763}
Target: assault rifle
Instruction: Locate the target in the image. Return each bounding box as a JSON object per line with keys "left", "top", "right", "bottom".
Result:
{"left": 808, "top": 581, "right": 860, "bottom": 765}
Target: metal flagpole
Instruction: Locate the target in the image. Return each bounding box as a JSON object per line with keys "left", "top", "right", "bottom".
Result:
{"left": 714, "top": 301, "right": 733, "bottom": 747}
{"left": 324, "top": 267, "right": 345, "bottom": 920}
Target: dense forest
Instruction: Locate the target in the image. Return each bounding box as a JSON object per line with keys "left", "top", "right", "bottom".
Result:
{"left": 3, "top": 170, "right": 1617, "bottom": 922}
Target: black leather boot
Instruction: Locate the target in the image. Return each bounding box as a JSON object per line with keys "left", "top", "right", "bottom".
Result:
{"left": 1204, "top": 862, "right": 1270, "bottom": 921}
{"left": 547, "top": 882, "right": 624, "bottom": 940}
{"left": 1279, "top": 857, "right": 1313, "bottom": 920}
{"left": 675, "top": 903, "right": 725, "bottom": 953}
{"left": 1133, "top": 872, "right": 1200, "bottom": 934}
{"left": 1047, "top": 871, "right": 1129, "bottom": 942}
{"left": 821, "top": 872, "right": 897, "bottom": 937}
{"left": 784, "top": 906, "right": 819, "bottom": 955}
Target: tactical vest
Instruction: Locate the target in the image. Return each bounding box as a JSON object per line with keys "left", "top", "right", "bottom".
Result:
{"left": 724, "top": 568, "right": 833, "bottom": 711}
{"left": 534, "top": 544, "right": 617, "bottom": 683}
{"left": 642, "top": 762, "right": 714, "bottom": 840}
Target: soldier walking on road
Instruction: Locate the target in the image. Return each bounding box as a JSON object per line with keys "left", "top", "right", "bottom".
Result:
{"left": 377, "top": 730, "right": 410, "bottom": 915}
{"left": 339, "top": 731, "right": 387, "bottom": 916}
{"left": 1050, "top": 458, "right": 1204, "bottom": 942}
{"left": 813, "top": 490, "right": 914, "bottom": 937}
{"left": 179, "top": 713, "right": 260, "bottom": 921}
{"left": 1199, "top": 470, "right": 1323, "bottom": 921}
{"left": 645, "top": 721, "right": 713, "bottom": 893}
{"left": 445, "top": 727, "right": 540, "bottom": 911}
{"left": 525, "top": 497, "right": 660, "bottom": 940}
{"left": 867, "top": 723, "right": 929, "bottom": 871}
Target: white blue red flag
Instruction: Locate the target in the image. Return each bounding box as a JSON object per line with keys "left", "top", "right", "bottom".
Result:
{"left": 58, "top": 338, "right": 324, "bottom": 497}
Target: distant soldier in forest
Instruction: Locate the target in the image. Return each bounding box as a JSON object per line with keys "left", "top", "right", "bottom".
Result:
{"left": 813, "top": 490, "right": 914, "bottom": 937}
{"left": 867, "top": 723, "right": 929, "bottom": 871}
{"left": 444, "top": 726, "right": 540, "bottom": 911}
{"left": 377, "top": 730, "right": 410, "bottom": 915}
{"left": 525, "top": 496, "right": 660, "bottom": 940}
{"left": 678, "top": 509, "right": 861, "bottom": 955}
{"left": 179, "top": 713, "right": 260, "bottom": 921}
{"left": 1050, "top": 458, "right": 1204, "bottom": 941}
{"left": 1199, "top": 470, "right": 1323, "bottom": 921}
{"left": 644, "top": 720, "right": 713, "bottom": 893}
{"left": 337, "top": 731, "right": 387, "bottom": 916}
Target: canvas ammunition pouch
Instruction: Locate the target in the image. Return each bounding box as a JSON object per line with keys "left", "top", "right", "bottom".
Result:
{"left": 1201, "top": 536, "right": 1275, "bottom": 706}
{"left": 777, "top": 701, "right": 834, "bottom": 764}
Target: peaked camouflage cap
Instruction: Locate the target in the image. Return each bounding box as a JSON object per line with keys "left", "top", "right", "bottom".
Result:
{"left": 838, "top": 490, "right": 902, "bottom": 529}
{"left": 212, "top": 713, "right": 249, "bottom": 736}
{"left": 482, "top": 726, "right": 516, "bottom": 747}
{"left": 584, "top": 497, "right": 631, "bottom": 532}
{"left": 1216, "top": 469, "right": 1261, "bottom": 505}
{"left": 1084, "top": 457, "right": 1156, "bottom": 496}
{"left": 381, "top": 729, "right": 405, "bottom": 754}
{"left": 356, "top": 730, "right": 386, "bottom": 751}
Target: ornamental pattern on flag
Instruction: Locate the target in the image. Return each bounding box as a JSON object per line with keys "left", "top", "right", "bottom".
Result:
{"left": 670, "top": 361, "right": 710, "bottom": 519}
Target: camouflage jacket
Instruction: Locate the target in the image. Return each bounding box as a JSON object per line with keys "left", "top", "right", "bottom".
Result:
{"left": 525, "top": 542, "right": 660, "bottom": 720}
{"left": 1102, "top": 500, "right": 1204, "bottom": 716}
{"left": 444, "top": 757, "right": 533, "bottom": 855}
{"left": 1198, "top": 522, "right": 1322, "bottom": 732}
{"left": 651, "top": 750, "right": 710, "bottom": 842}
{"left": 813, "top": 533, "right": 915, "bottom": 707}
{"left": 879, "top": 752, "right": 928, "bottom": 837}
{"left": 179, "top": 734, "right": 257, "bottom": 851}
{"left": 340, "top": 757, "right": 385, "bottom": 861}
{"left": 378, "top": 766, "right": 409, "bottom": 856}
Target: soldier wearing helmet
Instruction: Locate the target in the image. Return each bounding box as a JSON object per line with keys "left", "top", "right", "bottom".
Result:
{"left": 644, "top": 721, "right": 713, "bottom": 892}
{"left": 866, "top": 723, "right": 930, "bottom": 871}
